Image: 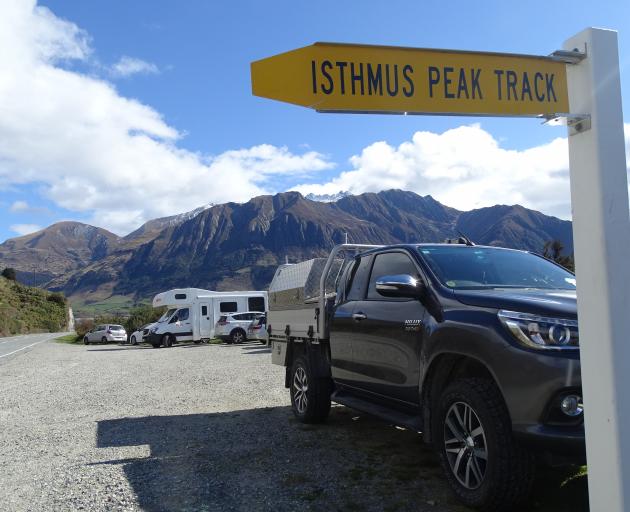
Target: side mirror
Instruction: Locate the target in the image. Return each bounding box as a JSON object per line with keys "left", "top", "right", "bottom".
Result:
{"left": 375, "top": 274, "right": 424, "bottom": 298}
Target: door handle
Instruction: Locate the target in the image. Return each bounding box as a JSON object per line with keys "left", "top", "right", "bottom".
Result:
{"left": 352, "top": 312, "right": 367, "bottom": 322}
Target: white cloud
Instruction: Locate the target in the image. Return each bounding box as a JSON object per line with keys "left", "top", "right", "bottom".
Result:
{"left": 110, "top": 56, "right": 159, "bottom": 78}
{"left": 10, "top": 223, "right": 42, "bottom": 236}
{"left": 0, "top": 1, "right": 333, "bottom": 235}
{"left": 296, "top": 123, "right": 630, "bottom": 220}
{"left": 9, "top": 200, "right": 29, "bottom": 212}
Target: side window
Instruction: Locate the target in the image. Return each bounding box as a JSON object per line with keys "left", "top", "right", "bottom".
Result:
{"left": 346, "top": 256, "right": 372, "bottom": 301}
{"left": 248, "top": 296, "right": 265, "bottom": 312}
{"left": 367, "top": 252, "right": 419, "bottom": 300}
{"left": 96, "top": 325, "right": 104, "bottom": 331}
{"left": 220, "top": 302, "right": 238, "bottom": 313}
{"left": 178, "top": 308, "right": 189, "bottom": 321}
{"left": 201, "top": 305, "right": 208, "bottom": 316}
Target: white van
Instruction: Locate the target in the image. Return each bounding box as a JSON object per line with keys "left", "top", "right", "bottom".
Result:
{"left": 148, "top": 288, "right": 268, "bottom": 348}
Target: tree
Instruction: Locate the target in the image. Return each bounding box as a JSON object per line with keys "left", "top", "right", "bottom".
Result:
{"left": 1, "top": 267, "right": 17, "bottom": 281}
{"left": 542, "top": 240, "right": 575, "bottom": 272}
{"left": 124, "top": 304, "right": 166, "bottom": 333}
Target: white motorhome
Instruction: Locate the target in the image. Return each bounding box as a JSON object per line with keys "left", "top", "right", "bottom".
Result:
{"left": 148, "top": 288, "right": 268, "bottom": 348}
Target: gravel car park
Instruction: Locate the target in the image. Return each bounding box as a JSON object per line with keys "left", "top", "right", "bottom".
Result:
{"left": 0, "top": 337, "right": 587, "bottom": 511}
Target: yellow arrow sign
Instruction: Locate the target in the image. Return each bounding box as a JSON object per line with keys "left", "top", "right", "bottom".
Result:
{"left": 251, "top": 42, "right": 569, "bottom": 116}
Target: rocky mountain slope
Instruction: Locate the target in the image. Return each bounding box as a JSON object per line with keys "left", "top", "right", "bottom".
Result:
{"left": 0, "top": 222, "right": 119, "bottom": 287}
{"left": 0, "top": 190, "right": 573, "bottom": 307}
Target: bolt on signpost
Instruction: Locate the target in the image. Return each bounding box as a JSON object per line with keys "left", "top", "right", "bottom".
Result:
{"left": 251, "top": 28, "right": 630, "bottom": 511}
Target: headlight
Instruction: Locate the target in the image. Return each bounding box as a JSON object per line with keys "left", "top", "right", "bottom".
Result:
{"left": 150, "top": 326, "right": 158, "bottom": 334}
{"left": 498, "top": 310, "right": 579, "bottom": 350}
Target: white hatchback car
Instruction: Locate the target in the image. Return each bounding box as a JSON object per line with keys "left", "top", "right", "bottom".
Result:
{"left": 216, "top": 312, "right": 264, "bottom": 344}
{"left": 129, "top": 323, "right": 154, "bottom": 345}
{"left": 83, "top": 324, "right": 127, "bottom": 345}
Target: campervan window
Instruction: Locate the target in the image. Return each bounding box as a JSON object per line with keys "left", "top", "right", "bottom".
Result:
{"left": 248, "top": 296, "right": 265, "bottom": 312}
{"left": 175, "top": 293, "right": 187, "bottom": 299}
{"left": 220, "top": 302, "right": 238, "bottom": 313}
{"left": 158, "top": 308, "right": 177, "bottom": 322}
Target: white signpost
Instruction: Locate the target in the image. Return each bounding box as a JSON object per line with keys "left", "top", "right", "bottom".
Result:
{"left": 564, "top": 28, "right": 630, "bottom": 511}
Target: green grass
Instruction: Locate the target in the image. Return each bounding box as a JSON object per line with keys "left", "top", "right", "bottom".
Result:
{"left": 54, "top": 334, "right": 81, "bottom": 344}
{"left": 70, "top": 294, "right": 137, "bottom": 317}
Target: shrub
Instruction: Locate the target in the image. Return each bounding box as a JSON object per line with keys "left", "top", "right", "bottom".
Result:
{"left": 2, "top": 268, "right": 17, "bottom": 281}
{"left": 124, "top": 304, "right": 166, "bottom": 333}
{"left": 47, "top": 292, "right": 67, "bottom": 306}
{"left": 75, "top": 318, "right": 94, "bottom": 338}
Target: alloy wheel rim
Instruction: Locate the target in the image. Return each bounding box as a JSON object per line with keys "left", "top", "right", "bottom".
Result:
{"left": 234, "top": 332, "right": 244, "bottom": 343}
{"left": 292, "top": 366, "right": 308, "bottom": 414}
{"left": 443, "top": 401, "right": 488, "bottom": 490}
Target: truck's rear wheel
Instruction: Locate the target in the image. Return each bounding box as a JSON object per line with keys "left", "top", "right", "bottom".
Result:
{"left": 434, "top": 378, "right": 534, "bottom": 511}
{"left": 290, "top": 356, "right": 331, "bottom": 423}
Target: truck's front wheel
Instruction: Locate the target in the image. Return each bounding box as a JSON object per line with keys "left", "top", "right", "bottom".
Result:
{"left": 162, "top": 334, "right": 173, "bottom": 348}
{"left": 434, "top": 378, "right": 534, "bottom": 511}
{"left": 290, "top": 356, "right": 331, "bottom": 424}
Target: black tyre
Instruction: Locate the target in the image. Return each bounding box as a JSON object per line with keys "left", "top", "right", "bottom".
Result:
{"left": 131, "top": 335, "right": 137, "bottom": 346}
{"left": 101, "top": 336, "right": 107, "bottom": 344}
{"left": 434, "top": 378, "right": 535, "bottom": 511}
{"left": 230, "top": 329, "right": 246, "bottom": 344}
{"left": 151, "top": 342, "right": 161, "bottom": 349}
{"left": 162, "top": 334, "right": 173, "bottom": 348}
{"left": 289, "top": 356, "right": 331, "bottom": 424}
{"left": 83, "top": 337, "right": 89, "bottom": 345}
{"left": 194, "top": 340, "right": 201, "bottom": 344}
{"left": 259, "top": 339, "right": 267, "bottom": 345}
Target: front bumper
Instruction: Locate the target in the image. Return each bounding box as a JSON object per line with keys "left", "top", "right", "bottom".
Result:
{"left": 147, "top": 333, "right": 162, "bottom": 345}
{"left": 514, "top": 424, "right": 586, "bottom": 465}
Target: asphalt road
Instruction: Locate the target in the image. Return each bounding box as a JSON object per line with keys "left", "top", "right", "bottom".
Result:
{"left": 0, "top": 332, "right": 66, "bottom": 362}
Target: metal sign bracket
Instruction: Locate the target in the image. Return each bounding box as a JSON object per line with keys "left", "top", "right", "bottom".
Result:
{"left": 541, "top": 113, "right": 591, "bottom": 135}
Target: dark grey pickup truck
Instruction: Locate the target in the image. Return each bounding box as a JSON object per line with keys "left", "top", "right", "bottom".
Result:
{"left": 267, "top": 243, "right": 584, "bottom": 511}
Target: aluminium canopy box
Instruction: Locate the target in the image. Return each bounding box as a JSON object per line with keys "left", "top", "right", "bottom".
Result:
{"left": 268, "top": 258, "right": 343, "bottom": 340}
{"left": 269, "top": 259, "right": 343, "bottom": 310}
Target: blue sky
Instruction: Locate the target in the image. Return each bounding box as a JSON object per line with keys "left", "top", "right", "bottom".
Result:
{"left": 1, "top": 0, "right": 629, "bottom": 241}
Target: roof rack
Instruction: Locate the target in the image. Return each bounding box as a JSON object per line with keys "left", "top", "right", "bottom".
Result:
{"left": 444, "top": 232, "right": 476, "bottom": 246}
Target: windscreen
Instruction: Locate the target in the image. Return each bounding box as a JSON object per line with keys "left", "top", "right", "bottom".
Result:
{"left": 110, "top": 325, "right": 125, "bottom": 331}
{"left": 417, "top": 246, "right": 576, "bottom": 290}
{"left": 158, "top": 308, "right": 177, "bottom": 322}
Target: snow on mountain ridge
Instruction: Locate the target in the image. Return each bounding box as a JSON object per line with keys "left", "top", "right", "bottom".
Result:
{"left": 304, "top": 191, "right": 350, "bottom": 202}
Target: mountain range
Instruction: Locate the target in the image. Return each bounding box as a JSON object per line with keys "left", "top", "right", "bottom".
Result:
{"left": 0, "top": 190, "right": 573, "bottom": 314}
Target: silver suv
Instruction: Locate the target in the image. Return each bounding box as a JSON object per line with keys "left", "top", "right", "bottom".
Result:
{"left": 216, "top": 312, "right": 264, "bottom": 344}
{"left": 83, "top": 324, "right": 127, "bottom": 345}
